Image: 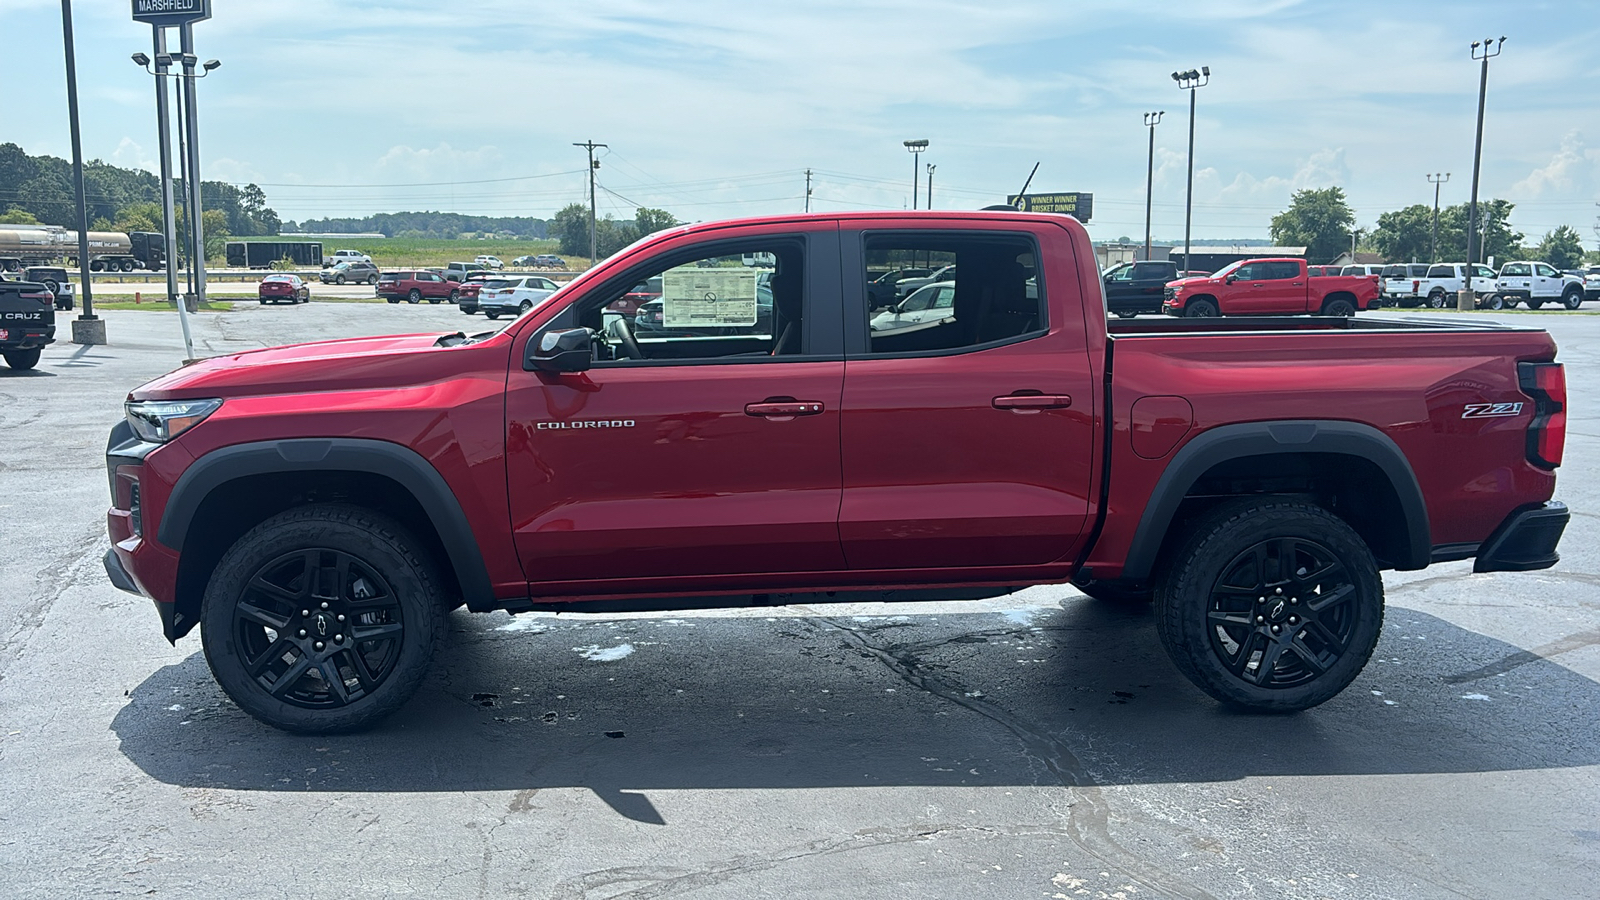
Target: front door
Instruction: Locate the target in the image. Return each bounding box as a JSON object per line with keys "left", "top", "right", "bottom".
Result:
{"left": 838, "top": 226, "right": 1096, "bottom": 572}
{"left": 505, "top": 228, "right": 848, "bottom": 589}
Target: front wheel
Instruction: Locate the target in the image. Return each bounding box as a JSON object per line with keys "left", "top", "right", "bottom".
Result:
{"left": 1527, "top": 298, "right": 1544, "bottom": 310}
{"left": 1115, "top": 310, "right": 1139, "bottom": 319}
{"left": 1184, "top": 299, "right": 1219, "bottom": 318}
{"left": 1155, "top": 499, "right": 1384, "bottom": 712}
{"left": 1075, "top": 580, "right": 1152, "bottom": 605}
{"left": 199, "top": 505, "right": 445, "bottom": 734}
{"left": 407, "top": 289, "right": 422, "bottom": 304}
{"left": 336, "top": 274, "right": 346, "bottom": 285}
{"left": 3, "top": 348, "right": 42, "bottom": 370}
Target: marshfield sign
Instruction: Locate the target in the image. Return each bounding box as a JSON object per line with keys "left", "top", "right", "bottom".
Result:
{"left": 131, "top": 0, "right": 211, "bottom": 26}
{"left": 1006, "top": 192, "right": 1093, "bottom": 222}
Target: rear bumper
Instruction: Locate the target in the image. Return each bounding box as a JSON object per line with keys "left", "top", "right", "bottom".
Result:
{"left": 1474, "top": 501, "right": 1568, "bottom": 573}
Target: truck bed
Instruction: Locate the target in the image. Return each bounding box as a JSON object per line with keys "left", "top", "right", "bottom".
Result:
{"left": 1108, "top": 314, "right": 1543, "bottom": 338}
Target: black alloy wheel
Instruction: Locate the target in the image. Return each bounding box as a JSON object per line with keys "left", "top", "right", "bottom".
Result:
{"left": 1185, "top": 299, "right": 1219, "bottom": 318}
{"left": 1156, "top": 500, "right": 1383, "bottom": 712}
{"left": 201, "top": 505, "right": 443, "bottom": 733}
{"left": 1322, "top": 298, "right": 1356, "bottom": 318}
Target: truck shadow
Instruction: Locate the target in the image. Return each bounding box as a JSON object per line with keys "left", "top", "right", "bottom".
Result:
{"left": 111, "top": 599, "right": 1600, "bottom": 823}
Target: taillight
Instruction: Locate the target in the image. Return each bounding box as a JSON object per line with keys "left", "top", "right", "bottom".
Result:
{"left": 1519, "top": 361, "right": 1566, "bottom": 469}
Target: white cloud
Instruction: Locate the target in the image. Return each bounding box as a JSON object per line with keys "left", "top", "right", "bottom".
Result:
{"left": 109, "top": 138, "right": 157, "bottom": 175}
{"left": 1511, "top": 131, "right": 1600, "bottom": 199}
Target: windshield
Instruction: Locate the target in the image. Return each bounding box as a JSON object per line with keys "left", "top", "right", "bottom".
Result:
{"left": 1210, "top": 262, "right": 1243, "bottom": 279}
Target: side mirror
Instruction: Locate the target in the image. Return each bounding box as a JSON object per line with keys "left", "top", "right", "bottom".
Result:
{"left": 529, "top": 327, "right": 593, "bottom": 373}
{"left": 1224, "top": 274, "right": 1237, "bottom": 284}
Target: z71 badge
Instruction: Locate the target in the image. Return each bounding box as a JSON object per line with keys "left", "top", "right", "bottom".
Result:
{"left": 1462, "top": 402, "right": 1525, "bottom": 419}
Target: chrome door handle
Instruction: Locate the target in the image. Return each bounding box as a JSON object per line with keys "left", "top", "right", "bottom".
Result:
{"left": 746, "top": 400, "right": 824, "bottom": 419}
{"left": 993, "top": 393, "right": 1072, "bottom": 412}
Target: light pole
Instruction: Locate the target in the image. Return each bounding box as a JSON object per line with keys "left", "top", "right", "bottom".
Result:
{"left": 573, "top": 140, "right": 606, "bottom": 266}
{"left": 1427, "top": 172, "right": 1450, "bottom": 262}
{"left": 176, "top": 42, "right": 219, "bottom": 310}
{"left": 60, "top": 0, "right": 103, "bottom": 344}
{"left": 1461, "top": 37, "right": 1505, "bottom": 311}
{"left": 1172, "top": 67, "right": 1209, "bottom": 275}
{"left": 926, "top": 164, "right": 936, "bottom": 210}
{"left": 904, "top": 139, "right": 928, "bottom": 209}
{"left": 1143, "top": 110, "right": 1165, "bottom": 259}
{"left": 132, "top": 46, "right": 195, "bottom": 360}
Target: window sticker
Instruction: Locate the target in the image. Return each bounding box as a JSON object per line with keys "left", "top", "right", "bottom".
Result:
{"left": 661, "top": 266, "right": 759, "bottom": 327}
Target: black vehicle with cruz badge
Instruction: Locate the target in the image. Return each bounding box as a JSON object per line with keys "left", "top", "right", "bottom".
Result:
{"left": 0, "top": 274, "right": 56, "bottom": 370}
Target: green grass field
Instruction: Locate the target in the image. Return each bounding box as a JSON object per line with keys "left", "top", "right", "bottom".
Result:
{"left": 232, "top": 237, "right": 584, "bottom": 269}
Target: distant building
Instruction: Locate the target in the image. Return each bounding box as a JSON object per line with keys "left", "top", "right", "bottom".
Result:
{"left": 1327, "top": 250, "right": 1387, "bottom": 267}
{"left": 1171, "top": 245, "right": 1306, "bottom": 273}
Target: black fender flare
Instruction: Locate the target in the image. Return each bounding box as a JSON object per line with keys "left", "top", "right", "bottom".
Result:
{"left": 1121, "top": 420, "right": 1430, "bottom": 580}
{"left": 158, "top": 438, "right": 494, "bottom": 607}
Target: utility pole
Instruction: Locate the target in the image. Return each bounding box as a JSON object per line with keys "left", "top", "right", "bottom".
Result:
{"left": 903, "top": 140, "right": 928, "bottom": 209}
{"left": 926, "top": 164, "right": 936, "bottom": 210}
{"left": 804, "top": 169, "right": 813, "bottom": 213}
{"left": 573, "top": 140, "right": 606, "bottom": 267}
{"left": 151, "top": 33, "right": 194, "bottom": 359}
{"left": 179, "top": 25, "right": 208, "bottom": 311}
{"left": 1426, "top": 173, "right": 1450, "bottom": 263}
{"left": 1461, "top": 37, "right": 1504, "bottom": 311}
{"left": 1173, "top": 67, "right": 1210, "bottom": 275}
{"left": 60, "top": 0, "right": 102, "bottom": 344}
{"left": 1143, "top": 110, "right": 1165, "bottom": 259}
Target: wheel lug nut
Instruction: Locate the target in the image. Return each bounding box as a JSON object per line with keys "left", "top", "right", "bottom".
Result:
{"left": 1289, "top": 616, "right": 1299, "bottom": 625}
{"left": 1290, "top": 597, "right": 1299, "bottom": 605}
{"left": 335, "top": 634, "right": 344, "bottom": 643}
{"left": 1275, "top": 587, "right": 1283, "bottom": 595}
{"left": 301, "top": 609, "right": 310, "bottom": 617}
{"left": 1256, "top": 616, "right": 1265, "bottom": 624}
{"left": 320, "top": 602, "right": 330, "bottom": 610}
{"left": 337, "top": 614, "right": 346, "bottom": 622}
{"left": 1271, "top": 625, "right": 1281, "bottom": 634}
{"left": 314, "top": 641, "right": 325, "bottom": 651}
{"left": 298, "top": 629, "right": 307, "bottom": 638}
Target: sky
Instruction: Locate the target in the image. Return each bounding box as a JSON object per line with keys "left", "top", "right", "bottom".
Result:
{"left": 2, "top": 0, "right": 1598, "bottom": 246}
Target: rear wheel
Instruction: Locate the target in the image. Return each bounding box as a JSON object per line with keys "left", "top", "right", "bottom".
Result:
{"left": 199, "top": 505, "right": 445, "bottom": 734}
{"left": 1184, "top": 299, "right": 1219, "bottom": 318}
{"left": 121, "top": 259, "right": 136, "bottom": 272}
{"left": 1155, "top": 499, "right": 1384, "bottom": 712}
{"left": 1322, "top": 298, "right": 1356, "bottom": 317}
{"left": 1427, "top": 290, "right": 1447, "bottom": 309}
{"left": 519, "top": 300, "right": 533, "bottom": 315}
{"left": 90, "top": 260, "right": 104, "bottom": 272}
{"left": 485, "top": 311, "right": 500, "bottom": 320}
{"left": 3, "top": 348, "right": 42, "bottom": 370}
{"left": 1115, "top": 310, "right": 1139, "bottom": 319}
{"left": 385, "top": 297, "right": 399, "bottom": 304}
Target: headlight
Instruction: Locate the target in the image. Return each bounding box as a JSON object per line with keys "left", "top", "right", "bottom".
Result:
{"left": 125, "top": 398, "right": 223, "bottom": 443}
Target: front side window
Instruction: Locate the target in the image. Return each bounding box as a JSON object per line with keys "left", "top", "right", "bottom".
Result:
{"left": 1535, "top": 263, "right": 1558, "bottom": 278}
{"left": 570, "top": 239, "right": 805, "bottom": 363}
{"left": 859, "top": 233, "right": 1043, "bottom": 355}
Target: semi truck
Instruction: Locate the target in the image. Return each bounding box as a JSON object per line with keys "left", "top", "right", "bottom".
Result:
{"left": 226, "top": 241, "right": 324, "bottom": 269}
{"left": 0, "top": 226, "right": 165, "bottom": 272}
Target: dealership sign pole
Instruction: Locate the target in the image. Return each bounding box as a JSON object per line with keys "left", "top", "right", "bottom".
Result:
{"left": 132, "top": 0, "right": 210, "bottom": 361}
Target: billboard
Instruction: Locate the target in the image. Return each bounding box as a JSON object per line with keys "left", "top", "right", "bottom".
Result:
{"left": 1005, "top": 192, "right": 1093, "bottom": 222}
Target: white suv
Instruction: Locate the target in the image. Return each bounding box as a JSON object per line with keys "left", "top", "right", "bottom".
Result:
{"left": 474, "top": 255, "right": 504, "bottom": 270}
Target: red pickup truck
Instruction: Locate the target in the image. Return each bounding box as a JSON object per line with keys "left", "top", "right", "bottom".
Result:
{"left": 1163, "top": 257, "right": 1379, "bottom": 317}
{"left": 103, "top": 211, "right": 1569, "bottom": 733}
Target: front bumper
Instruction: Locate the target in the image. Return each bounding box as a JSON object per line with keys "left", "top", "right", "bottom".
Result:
{"left": 1474, "top": 501, "right": 1568, "bottom": 573}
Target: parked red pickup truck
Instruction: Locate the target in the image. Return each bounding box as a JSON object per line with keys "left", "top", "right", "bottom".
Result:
{"left": 103, "top": 211, "right": 1569, "bottom": 733}
{"left": 1163, "top": 257, "right": 1379, "bottom": 317}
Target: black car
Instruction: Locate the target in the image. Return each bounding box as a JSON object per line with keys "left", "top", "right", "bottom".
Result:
{"left": 0, "top": 275, "right": 56, "bottom": 370}
{"left": 1101, "top": 260, "right": 1179, "bottom": 318}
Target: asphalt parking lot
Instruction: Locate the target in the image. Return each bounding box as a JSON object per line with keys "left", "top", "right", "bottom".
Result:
{"left": 1, "top": 302, "right": 1597, "bottom": 899}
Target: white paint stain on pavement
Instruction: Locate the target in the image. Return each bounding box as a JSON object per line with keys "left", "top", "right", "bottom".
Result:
{"left": 574, "top": 643, "right": 635, "bottom": 662}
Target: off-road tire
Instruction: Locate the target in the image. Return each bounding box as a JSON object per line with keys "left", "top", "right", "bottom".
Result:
{"left": 3, "top": 348, "right": 42, "bottom": 370}
{"left": 200, "top": 504, "right": 445, "bottom": 734}
{"left": 1155, "top": 499, "right": 1384, "bottom": 712}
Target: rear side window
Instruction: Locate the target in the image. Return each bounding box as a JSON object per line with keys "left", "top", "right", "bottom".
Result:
{"left": 859, "top": 232, "right": 1044, "bottom": 356}
{"left": 1427, "top": 265, "right": 1453, "bottom": 278}
{"left": 1501, "top": 263, "right": 1531, "bottom": 277}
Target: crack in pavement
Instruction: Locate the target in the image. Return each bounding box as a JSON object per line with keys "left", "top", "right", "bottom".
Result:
{"left": 1443, "top": 624, "right": 1600, "bottom": 683}
{"left": 820, "top": 617, "right": 1218, "bottom": 900}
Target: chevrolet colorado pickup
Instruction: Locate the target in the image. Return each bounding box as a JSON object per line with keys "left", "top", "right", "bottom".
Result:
{"left": 1, "top": 275, "right": 56, "bottom": 370}
{"left": 1162, "top": 258, "right": 1379, "bottom": 317}
{"left": 103, "top": 211, "right": 1570, "bottom": 733}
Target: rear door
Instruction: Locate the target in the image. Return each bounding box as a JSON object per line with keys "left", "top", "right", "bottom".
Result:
{"left": 836, "top": 222, "right": 1096, "bottom": 572}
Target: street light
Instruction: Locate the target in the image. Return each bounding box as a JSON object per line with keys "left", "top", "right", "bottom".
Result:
{"left": 130, "top": 38, "right": 194, "bottom": 360}
{"left": 1172, "top": 66, "right": 1209, "bottom": 275}
{"left": 1143, "top": 111, "right": 1165, "bottom": 259}
{"left": 904, "top": 139, "right": 928, "bottom": 209}
{"left": 1427, "top": 172, "right": 1451, "bottom": 262}
{"left": 926, "top": 163, "right": 936, "bottom": 209}
{"left": 1461, "top": 36, "right": 1506, "bottom": 311}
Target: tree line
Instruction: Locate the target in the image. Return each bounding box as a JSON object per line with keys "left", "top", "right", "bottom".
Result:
{"left": 286, "top": 212, "right": 550, "bottom": 239}
{"left": 548, "top": 205, "right": 680, "bottom": 258}
{"left": 0, "top": 143, "right": 280, "bottom": 241}
{"left": 1269, "top": 187, "right": 1593, "bottom": 269}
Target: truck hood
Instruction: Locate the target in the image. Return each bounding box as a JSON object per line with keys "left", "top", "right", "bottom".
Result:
{"left": 129, "top": 331, "right": 506, "bottom": 401}
{"left": 1167, "top": 275, "right": 1216, "bottom": 290}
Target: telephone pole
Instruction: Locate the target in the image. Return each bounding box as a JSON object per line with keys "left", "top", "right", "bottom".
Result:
{"left": 1461, "top": 37, "right": 1504, "bottom": 311}
{"left": 573, "top": 140, "right": 607, "bottom": 266}
{"left": 1427, "top": 172, "right": 1450, "bottom": 262}
{"left": 804, "top": 169, "right": 813, "bottom": 213}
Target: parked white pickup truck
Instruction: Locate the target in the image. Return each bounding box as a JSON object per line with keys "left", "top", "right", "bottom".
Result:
{"left": 1380, "top": 263, "right": 1430, "bottom": 307}
{"left": 1409, "top": 262, "right": 1501, "bottom": 309}
{"left": 1583, "top": 265, "right": 1600, "bottom": 302}
{"left": 1496, "top": 261, "right": 1585, "bottom": 310}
